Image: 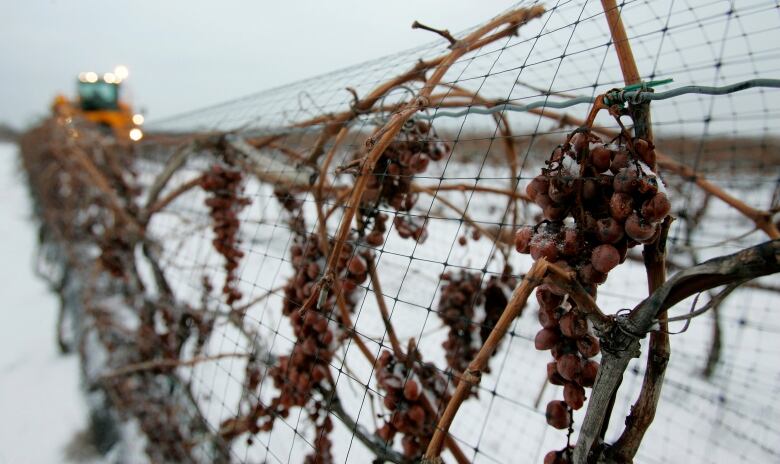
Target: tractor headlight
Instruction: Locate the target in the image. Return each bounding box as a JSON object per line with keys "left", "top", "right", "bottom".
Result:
{"left": 114, "top": 65, "right": 129, "bottom": 80}
{"left": 132, "top": 114, "right": 145, "bottom": 125}
{"left": 129, "top": 128, "right": 143, "bottom": 141}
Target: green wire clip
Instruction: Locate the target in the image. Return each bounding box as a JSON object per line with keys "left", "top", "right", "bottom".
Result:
{"left": 603, "top": 78, "right": 674, "bottom": 106}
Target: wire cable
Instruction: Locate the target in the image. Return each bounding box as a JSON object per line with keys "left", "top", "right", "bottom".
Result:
{"left": 417, "top": 78, "right": 780, "bottom": 121}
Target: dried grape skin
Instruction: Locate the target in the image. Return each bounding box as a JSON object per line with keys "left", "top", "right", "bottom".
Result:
{"left": 610, "top": 150, "right": 630, "bottom": 174}
{"left": 641, "top": 192, "right": 671, "bottom": 223}
{"left": 530, "top": 235, "right": 560, "bottom": 262}
{"left": 625, "top": 213, "right": 658, "bottom": 243}
{"left": 535, "top": 328, "right": 561, "bottom": 350}
{"left": 545, "top": 400, "right": 571, "bottom": 429}
{"left": 590, "top": 145, "right": 612, "bottom": 172}
{"left": 564, "top": 382, "right": 586, "bottom": 410}
{"left": 559, "top": 311, "right": 589, "bottom": 339}
{"left": 538, "top": 306, "right": 561, "bottom": 329}
{"left": 515, "top": 226, "right": 534, "bottom": 254}
{"left": 576, "top": 334, "right": 600, "bottom": 358}
{"left": 591, "top": 244, "right": 620, "bottom": 273}
{"left": 557, "top": 353, "right": 582, "bottom": 381}
{"left": 613, "top": 167, "right": 639, "bottom": 193}
{"left": 526, "top": 175, "right": 550, "bottom": 201}
{"left": 595, "top": 217, "right": 624, "bottom": 244}
{"left": 580, "top": 361, "right": 599, "bottom": 387}
{"left": 609, "top": 192, "right": 634, "bottom": 222}
{"left": 547, "top": 362, "right": 566, "bottom": 386}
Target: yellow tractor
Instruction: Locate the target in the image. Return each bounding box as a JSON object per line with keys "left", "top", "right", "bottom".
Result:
{"left": 52, "top": 65, "right": 144, "bottom": 142}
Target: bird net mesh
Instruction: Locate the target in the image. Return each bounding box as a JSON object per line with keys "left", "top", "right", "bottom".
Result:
{"left": 18, "top": 1, "right": 780, "bottom": 463}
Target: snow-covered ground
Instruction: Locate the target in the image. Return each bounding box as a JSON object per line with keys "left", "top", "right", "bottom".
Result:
{"left": 0, "top": 143, "right": 90, "bottom": 464}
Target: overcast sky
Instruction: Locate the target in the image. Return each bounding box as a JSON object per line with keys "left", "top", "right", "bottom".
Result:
{"left": 0, "top": 0, "right": 511, "bottom": 129}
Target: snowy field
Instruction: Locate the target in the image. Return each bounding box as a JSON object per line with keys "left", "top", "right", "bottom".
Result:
{"left": 0, "top": 143, "right": 91, "bottom": 463}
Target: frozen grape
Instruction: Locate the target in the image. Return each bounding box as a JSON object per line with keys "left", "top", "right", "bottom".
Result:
{"left": 609, "top": 192, "right": 634, "bottom": 222}
{"left": 564, "top": 382, "right": 586, "bottom": 410}
{"left": 557, "top": 353, "right": 582, "bottom": 381}
{"left": 535, "top": 328, "right": 561, "bottom": 350}
{"left": 591, "top": 244, "right": 620, "bottom": 273}
{"left": 514, "top": 226, "right": 533, "bottom": 254}
{"left": 580, "top": 360, "right": 599, "bottom": 387}
{"left": 348, "top": 255, "right": 367, "bottom": 275}
{"left": 590, "top": 145, "right": 612, "bottom": 172}
{"left": 559, "top": 311, "right": 589, "bottom": 338}
{"left": 609, "top": 149, "right": 630, "bottom": 174}
{"left": 641, "top": 192, "right": 671, "bottom": 223}
{"left": 625, "top": 213, "right": 658, "bottom": 243}
{"left": 576, "top": 334, "right": 600, "bottom": 358}
{"left": 536, "top": 285, "right": 564, "bottom": 309}
{"left": 561, "top": 228, "right": 582, "bottom": 256}
{"left": 526, "top": 175, "right": 550, "bottom": 201}
{"left": 595, "top": 217, "right": 624, "bottom": 244}
{"left": 578, "top": 263, "right": 607, "bottom": 286}
{"left": 547, "top": 362, "right": 566, "bottom": 386}
{"left": 530, "top": 235, "right": 559, "bottom": 261}
{"left": 634, "top": 138, "right": 656, "bottom": 166}
{"left": 538, "top": 306, "right": 561, "bottom": 329}
{"left": 613, "top": 167, "right": 639, "bottom": 193}
{"left": 403, "top": 380, "right": 421, "bottom": 401}
{"left": 545, "top": 400, "right": 571, "bottom": 429}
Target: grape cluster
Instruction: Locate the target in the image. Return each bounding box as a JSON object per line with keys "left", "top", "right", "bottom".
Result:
{"left": 233, "top": 183, "right": 371, "bottom": 462}
{"left": 200, "top": 164, "right": 251, "bottom": 306}
{"left": 534, "top": 285, "right": 600, "bottom": 423}
{"left": 479, "top": 273, "right": 515, "bottom": 346}
{"left": 436, "top": 270, "right": 514, "bottom": 380}
{"left": 359, "top": 119, "right": 449, "bottom": 244}
{"left": 98, "top": 228, "right": 133, "bottom": 277}
{"left": 305, "top": 414, "right": 335, "bottom": 464}
{"left": 273, "top": 232, "right": 369, "bottom": 401}
{"left": 375, "top": 350, "right": 450, "bottom": 459}
{"left": 516, "top": 134, "right": 669, "bottom": 289}
{"left": 515, "top": 132, "right": 669, "bottom": 460}
{"left": 437, "top": 271, "right": 482, "bottom": 376}
{"left": 363, "top": 213, "right": 389, "bottom": 247}
{"left": 274, "top": 188, "right": 305, "bottom": 236}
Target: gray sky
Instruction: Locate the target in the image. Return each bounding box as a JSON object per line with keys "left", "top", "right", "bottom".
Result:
{"left": 0, "top": 0, "right": 510, "bottom": 129}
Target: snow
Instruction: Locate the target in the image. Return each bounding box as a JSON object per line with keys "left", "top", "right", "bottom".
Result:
{"left": 0, "top": 143, "right": 91, "bottom": 464}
